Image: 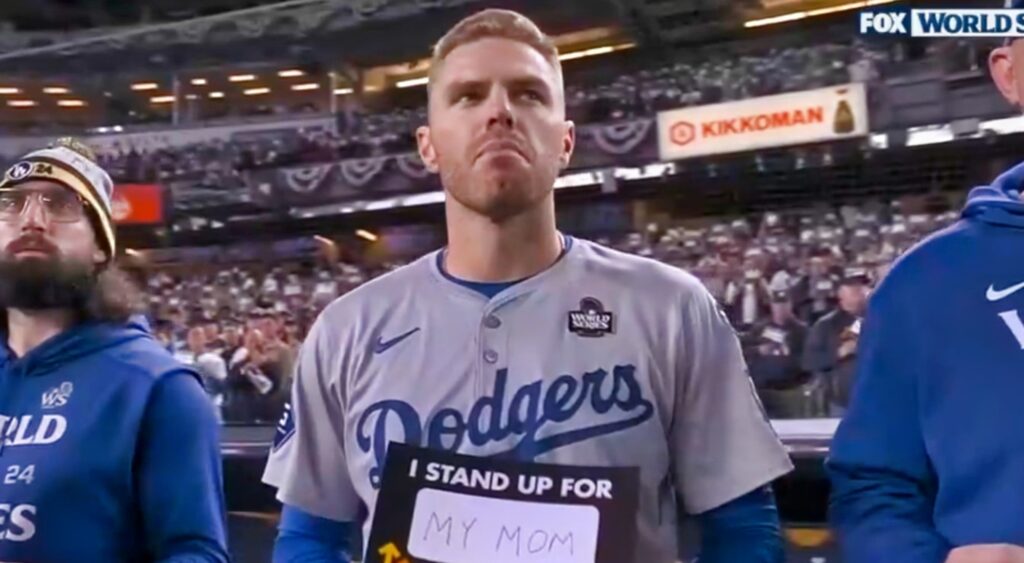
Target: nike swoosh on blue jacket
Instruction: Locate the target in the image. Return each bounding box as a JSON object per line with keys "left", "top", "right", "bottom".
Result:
{"left": 827, "top": 160, "right": 1024, "bottom": 562}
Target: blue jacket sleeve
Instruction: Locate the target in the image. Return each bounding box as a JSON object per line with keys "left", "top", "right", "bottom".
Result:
{"left": 695, "top": 485, "right": 785, "bottom": 563}
{"left": 136, "top": 371, "right": 230, "bottom": 563}
{"left": 273, "top": 504, "right": 356, "bottom": 563}
{"left": 825, "top": 275, "right": 950, "bottom": 563}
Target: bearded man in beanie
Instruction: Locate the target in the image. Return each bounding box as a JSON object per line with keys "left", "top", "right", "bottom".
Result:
{"left": 0, "top": 138, "right": 228, "bottom": 562}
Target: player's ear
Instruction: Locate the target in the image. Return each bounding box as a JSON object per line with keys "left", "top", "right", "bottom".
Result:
{"left": 416, "top": 125, "right": 439, "bottom": 173}
{"left": 990, "top": 44, "right": 1021, "bottom": 107}
{"left": 559, "top": 120, "right": 576, "bottom": 170}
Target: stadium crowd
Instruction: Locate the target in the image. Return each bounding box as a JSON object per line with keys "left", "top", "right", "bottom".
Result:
{"left": 12, "top": 38, "right": 904, "bottom": 188}
{"left": 149, "top": 198, "right": 959, "bottom": 424}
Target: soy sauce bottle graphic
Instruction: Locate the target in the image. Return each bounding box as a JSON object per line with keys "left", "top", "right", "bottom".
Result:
{"left": 834, "top": 99, "right": 855, "bottom": 134}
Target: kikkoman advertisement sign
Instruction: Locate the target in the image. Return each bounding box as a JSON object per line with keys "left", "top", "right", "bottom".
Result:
{"left": 656, "top": 83, "right": 868, "bottom": 161}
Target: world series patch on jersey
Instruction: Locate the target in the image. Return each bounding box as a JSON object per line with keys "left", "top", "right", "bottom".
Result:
{"left": 263, "top": 236, "right": 793, "bottom": 562}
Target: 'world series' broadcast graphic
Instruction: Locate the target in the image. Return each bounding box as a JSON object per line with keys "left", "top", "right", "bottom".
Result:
{"left": 859, "top": 7, "right": 1024, "bottom": 37}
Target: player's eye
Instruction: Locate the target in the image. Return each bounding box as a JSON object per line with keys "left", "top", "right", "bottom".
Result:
{"left": 0, "top": 193, "right": 22, "bottom": 213}
{"left": 454, "top": 90, "right": 482, "bottom": 104}
{"left": 519, "top": 89, "right": 545, "bottom": 103}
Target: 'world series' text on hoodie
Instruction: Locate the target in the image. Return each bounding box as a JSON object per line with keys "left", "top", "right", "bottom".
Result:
{"left": 0, "top": 318, "right": 229, "bottom": 562}
{"left": 827, "top": 160, "right": 1024, "bottom": 562}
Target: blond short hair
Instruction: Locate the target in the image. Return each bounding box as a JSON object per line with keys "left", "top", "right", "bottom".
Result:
{"left": 427, "top": 9, "right": 561, "bottom": 94}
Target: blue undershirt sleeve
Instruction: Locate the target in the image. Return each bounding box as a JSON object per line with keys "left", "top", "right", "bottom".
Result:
{"left": 695, "top": 485, "right": 785, "bottom": 563}
{"left": 272, "top": 504, "right": 357, "bottom": 563}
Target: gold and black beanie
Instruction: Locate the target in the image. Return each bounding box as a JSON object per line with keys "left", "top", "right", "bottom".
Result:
{"left": 0, "top": 137, "right": 116, "bottom": 258}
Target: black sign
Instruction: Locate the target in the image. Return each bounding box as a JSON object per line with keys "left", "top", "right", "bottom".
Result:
{"left": 365, "top": 443, "right": 639, "bottom": 563}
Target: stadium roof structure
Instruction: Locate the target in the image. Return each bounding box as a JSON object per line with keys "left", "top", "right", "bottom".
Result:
{"left": 0, "top": 0, "right": 652, "bottom": 131}
{"left": 0, "top": 0, "right": 632, "bottom": 74}
{"left": 0, "top": 0, "right": 890, "bottom": 77}
{"left": 0, "top": 0, "right": 301, "bottom": 30}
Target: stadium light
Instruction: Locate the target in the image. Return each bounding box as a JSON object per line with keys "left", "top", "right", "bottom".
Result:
{"left": 291, "top": 83, "right": 321, "bottom": 91}
{"left": 243, "top": 87, "right": 270, "bottom": 95}
{"left": 229, "top": 74, "right": 257, "bottom": 82}
{"left": 560, "top": 46, "right": 613, "bottom": 61}
{"left": 0, "top": 88, "right": 21, "bottom": 95}
{"left": 333, "top": 87, "right": 354, "bottom": 95}
{"left": 355, "top": 229, "right": 378, "bottom": 242}
{"left": 57, "top": 100, "right": 86, "bottom": 107}
{"left": 191, "top": 78, "right": 208, "bottom": 86}
{"left": 396, "top": 77, "right": 429, "bottom": 89}
{"left": 7, "top": 100, "right": 36, "bottom": 107}
{"left": 808, "top": 0, "right": 895, "bottom": 16}
{"left": 150, "top": 95, "right": 175, "bottom": 104}
{"left": 744, "top": 0, "right": 896, "bottom": 28}
{"left": 131, "top": 82, "right": 159, "bottom": 91}
{"left": 558, "top": 42, "right": 635, "bottom": 61}
{"left": 209, "top": 91, "right": 225, "bottom": 98}
{"left": 278, "top": 69, "right": 305, "bottom": 77}
{"left": 43, "top": 87, "right": 70, "bottom": 94}
{"left": 185, "top": 94, "right": 198, "bottom": 100}
{"left": 745, "top": 12, "right": 806, "bottom": 27}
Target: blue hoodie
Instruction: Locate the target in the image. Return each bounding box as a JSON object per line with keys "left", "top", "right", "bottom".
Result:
{"left": 0, "top": 317, "right": 228, "bottom": 562}
{"left": 827, "top": 161, "right": 1024, "bottom": 562}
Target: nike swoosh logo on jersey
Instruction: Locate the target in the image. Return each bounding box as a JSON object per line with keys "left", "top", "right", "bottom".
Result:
{"left": 374, "top": 327, "right": 420, "bottom": 354}
{"left": 986, "top": 281, "right": 1024, "bottom": 302}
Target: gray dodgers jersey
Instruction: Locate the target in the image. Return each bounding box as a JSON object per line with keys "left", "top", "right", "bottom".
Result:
{"left": 263, "top": 237, "right": 794, "bottom": 562}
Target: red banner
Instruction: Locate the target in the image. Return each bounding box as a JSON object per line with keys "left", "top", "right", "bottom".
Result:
{"left": 112, "top": 184, "right": 163, "bottom": 225}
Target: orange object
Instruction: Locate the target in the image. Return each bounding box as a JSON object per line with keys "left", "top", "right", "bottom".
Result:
{"left": 111, "top": 184, "right": 163, "bottom": 225}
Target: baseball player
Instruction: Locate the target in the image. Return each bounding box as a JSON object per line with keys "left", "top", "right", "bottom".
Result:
{"left": 827, "top": 7, "right": 1024, "bottom": 561}
{"left": 0, "top": 138, "right": 228, "bottom": 561}
{"left": 264, "top": 9, "right": 793, "bottom": 562}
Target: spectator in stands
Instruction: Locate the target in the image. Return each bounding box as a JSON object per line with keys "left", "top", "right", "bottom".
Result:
{"left": 801, "top": 267, "right": 870, "bottom": 416}
{"left": 153, "top": 317, "right": 175, "bottom": 351}
{"left": 187, "top": 326, "right": 228, "bottom": 420}
{"left": 746, "top": 289, "right": 813, "bottom": 418}
{"left": 222, "top": 327, "right": 273, "bottom": 423}
{"left": 723, "top": 264, "right": 771, "bottom": 330}
{"left": 167, "top": 305, "right": 189, "bottom": 348}
{"left": 792, "top": 252, "right": 839, "bottom": 324}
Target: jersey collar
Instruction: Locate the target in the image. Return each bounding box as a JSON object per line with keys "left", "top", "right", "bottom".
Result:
{"left": 428, "top": 233, "right": 578, "bottom": 306}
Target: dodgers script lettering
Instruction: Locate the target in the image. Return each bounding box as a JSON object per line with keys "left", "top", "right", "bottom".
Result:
{"left": 357, "top": 365, "right": 653, "bottom": 488}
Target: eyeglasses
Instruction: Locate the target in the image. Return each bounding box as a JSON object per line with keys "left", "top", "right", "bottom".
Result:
{"left": 0, "top": 187, "right": 87, "bottom": 223}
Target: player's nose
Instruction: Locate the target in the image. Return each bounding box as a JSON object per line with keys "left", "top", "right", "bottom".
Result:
{"left": 19, "top": 196, "right": 50, "bottom": 231}
{"left": 484, "top": 90, "right": 515, "bottom": 130}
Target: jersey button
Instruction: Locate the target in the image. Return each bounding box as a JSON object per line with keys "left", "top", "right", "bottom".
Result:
{"left": 484, "top": 315, "right": 501, "bottom": 329}
{"left": 483, "top": 349, "right": 499, "bottom": 364}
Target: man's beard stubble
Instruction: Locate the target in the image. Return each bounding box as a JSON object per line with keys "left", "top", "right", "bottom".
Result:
{"left": 0, "top": 256, "right": 96, "bottom": 311}
{"left": 441, "top": 155, "right": 559, "bottom": 223}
